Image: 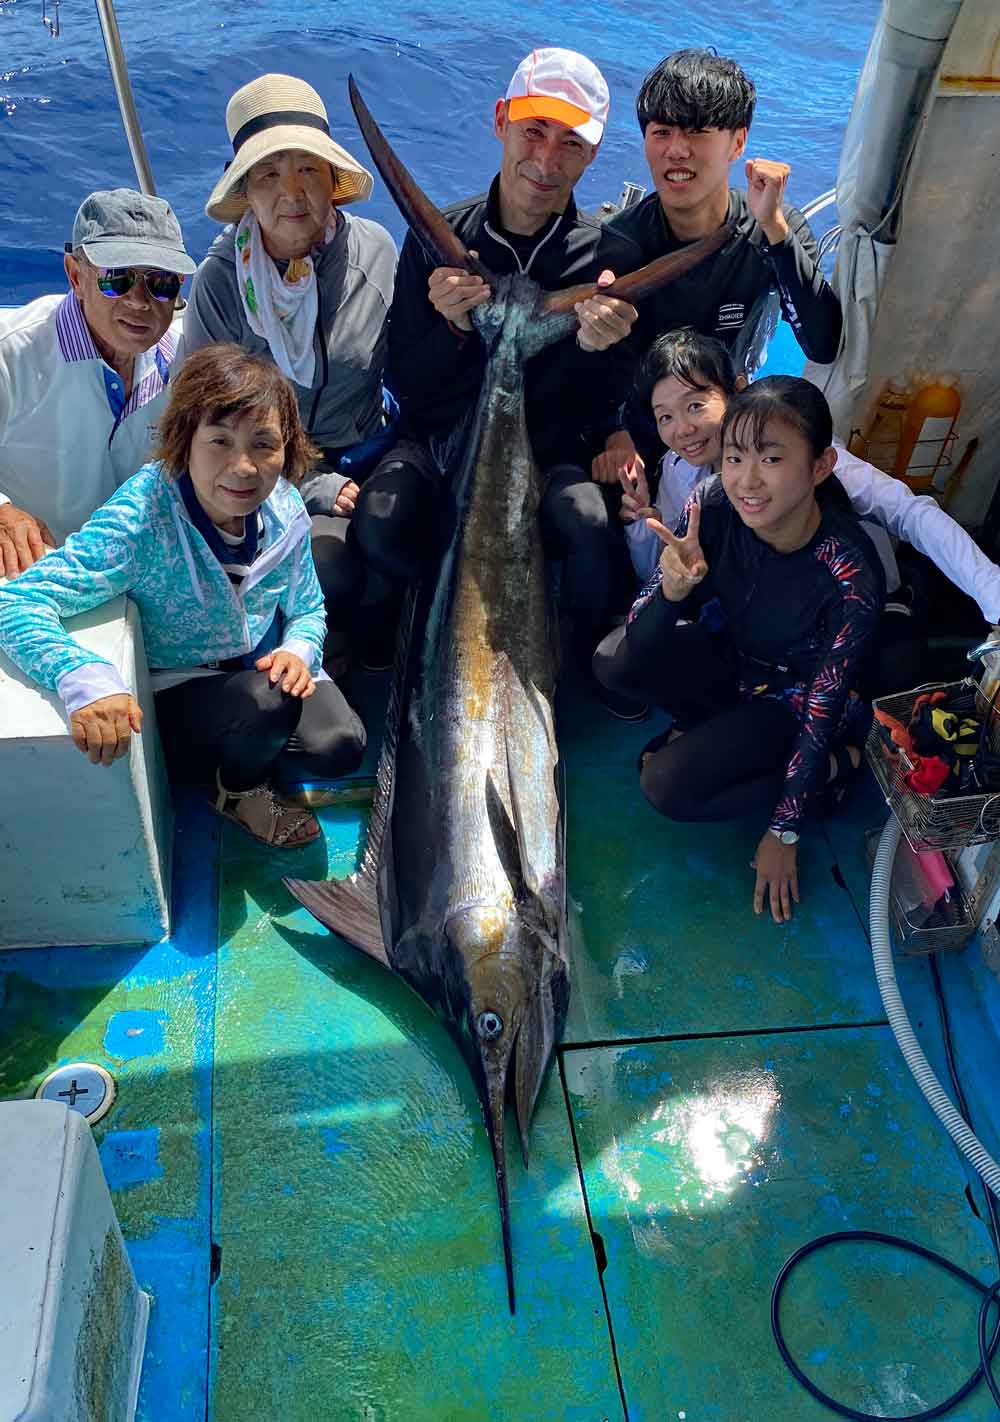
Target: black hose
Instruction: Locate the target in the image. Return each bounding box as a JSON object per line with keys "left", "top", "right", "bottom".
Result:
{"left": 772, "top": 953, "right": 1000, "bottom": 1418}
{"left": 772, "top": 1230, "right": 999, "bottom": 1419}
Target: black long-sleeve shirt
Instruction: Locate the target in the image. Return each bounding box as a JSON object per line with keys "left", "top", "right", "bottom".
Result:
{"left": 607, "top": 188, "right": 842, "bottom": 366}
{"left": 626, "top": 478, "right": 884, "bottom": 833}
{"left": 386, "top": 177, "right": 644, "bottom": 469}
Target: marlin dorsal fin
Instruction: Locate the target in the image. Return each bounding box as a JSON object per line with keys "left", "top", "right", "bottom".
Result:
{"left": 284, "top": 872, "right": 389, "bottom": 966}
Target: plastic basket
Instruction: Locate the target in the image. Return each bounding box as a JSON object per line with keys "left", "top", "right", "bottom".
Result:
{"left": 864, "top": 678, "right": 1000, "bottom": 851}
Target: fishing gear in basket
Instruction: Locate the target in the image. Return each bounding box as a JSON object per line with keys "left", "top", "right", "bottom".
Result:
{"left": 873, "top": 680, "right": 1000, "bottom": 798}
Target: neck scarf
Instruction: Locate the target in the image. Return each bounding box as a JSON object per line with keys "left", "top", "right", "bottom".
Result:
{"left": 234, "top": 208, "right": 335, "bottom": 388}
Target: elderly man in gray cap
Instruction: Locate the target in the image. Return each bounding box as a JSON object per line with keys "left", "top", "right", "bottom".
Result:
{"left": 0, "top": 188, "right": 195, "bottom": 576}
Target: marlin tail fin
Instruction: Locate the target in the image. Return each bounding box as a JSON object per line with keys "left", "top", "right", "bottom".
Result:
{"left": 348, "top": 76, "right": 496, "bottom": 287}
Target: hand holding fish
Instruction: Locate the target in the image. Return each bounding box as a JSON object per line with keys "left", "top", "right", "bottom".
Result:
{"left": 746, "top": 158, "right": 791, "bottom": 245}
{"left": 574, "top": 270, "right": 638, "bottom": 352}
{"left": 647, "top": 502, "right": 708, "bottom": 601}
{"left": 428, "top": 248, "right": 491, "bottom": 331}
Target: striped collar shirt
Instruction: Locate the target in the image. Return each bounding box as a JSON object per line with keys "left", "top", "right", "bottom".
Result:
{"left": 55, "top": 293, "right": 176, "bottom": 425}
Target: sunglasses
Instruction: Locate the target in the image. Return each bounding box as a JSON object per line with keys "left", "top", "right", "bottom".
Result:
{"left": 94, "top": 267, "right": 183, "bottom": 302}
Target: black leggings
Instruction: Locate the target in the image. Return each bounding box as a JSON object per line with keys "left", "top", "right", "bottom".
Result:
{"left": 594, "top": 621, "right": 738, "bottom": 727}
{"left": 595, "top": 598, "right": 926, "bottom": 711}
{"left": 594, "top": 621, "right": 801, "bottom": 822}
{"left": 310, "top": 514, "right": 364, "bottom": 611}
{"left": 538, "top": 463, "right": 636, "bottom": 625}
{"left": 155, "top": 670, "right": 366, "bottom": 793}
{"left": 352, "top": 439, "right": 453, "bottom": 585}
{"left": 861, "top": 606, "right": 927, "bottom": 700}
{"left": 310, "top": 513, "right": 397, "bottom": 658}
{"left": 641, "top": 696, "right": 800, "bottom": 822}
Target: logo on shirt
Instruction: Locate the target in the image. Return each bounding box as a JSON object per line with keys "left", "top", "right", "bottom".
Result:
{"left": 716, "top": 302, "right": 745, "bottom": 331}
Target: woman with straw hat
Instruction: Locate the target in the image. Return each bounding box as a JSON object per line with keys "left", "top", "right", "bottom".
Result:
{"left": 184, "top": 73, "right": 397, "bottom": 669}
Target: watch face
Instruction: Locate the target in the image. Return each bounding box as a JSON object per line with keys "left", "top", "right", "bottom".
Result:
{"left": 781, "top": 830, "right": 799, "bottom": 845}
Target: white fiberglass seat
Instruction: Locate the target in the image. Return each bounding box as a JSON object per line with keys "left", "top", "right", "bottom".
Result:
{"left": 0, "top": 594, "right": 172, "bottom": 948}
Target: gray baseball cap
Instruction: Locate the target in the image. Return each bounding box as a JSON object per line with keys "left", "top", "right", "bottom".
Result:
{"left": 71, "top": 188, "right": 197, "bottom": 274}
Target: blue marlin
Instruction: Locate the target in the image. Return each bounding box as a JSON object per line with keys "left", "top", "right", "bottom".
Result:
{"left": 287, "top": 78, "right": 732, "bottom": 1312}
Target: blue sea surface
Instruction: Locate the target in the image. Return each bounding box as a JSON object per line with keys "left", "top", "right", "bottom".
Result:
{"left": 0, "top": 0, "right": 880, "bottom": 302}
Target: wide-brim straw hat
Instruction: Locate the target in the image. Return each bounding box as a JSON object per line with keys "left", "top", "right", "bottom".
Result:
{"left": 205, "top": 73, "right": 374, "bottom": 224}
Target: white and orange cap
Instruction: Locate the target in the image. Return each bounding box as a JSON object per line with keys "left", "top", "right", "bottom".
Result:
{"left": 505, "top": 48, "right": 610, "bottom": 146}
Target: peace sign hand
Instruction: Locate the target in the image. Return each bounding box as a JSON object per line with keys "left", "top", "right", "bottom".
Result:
{"left": 617, "top": 463, "right": 654, "bottom": 525}
{"left": 647, "top": 502, "right": 708, "bottom": 603}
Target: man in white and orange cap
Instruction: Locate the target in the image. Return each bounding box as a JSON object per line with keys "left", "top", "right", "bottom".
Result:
{"left": 353, "top": 47, "right": 648, "bottom": 713}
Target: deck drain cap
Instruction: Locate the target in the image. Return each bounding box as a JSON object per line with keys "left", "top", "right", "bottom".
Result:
{"left": 35, "top": 1063, "right": 116, "bottom": 1124}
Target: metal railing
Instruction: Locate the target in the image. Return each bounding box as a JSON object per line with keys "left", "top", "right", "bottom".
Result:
{"left": 802, "top": 186, "right": 837, "bottom": 221}
{"left": 801, "top": 186, "right": 841, "bottom": 267}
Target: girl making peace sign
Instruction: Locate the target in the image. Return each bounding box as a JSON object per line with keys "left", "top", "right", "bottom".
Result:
{"left": 618, "top": 375, "right": 885, "bottom": 923}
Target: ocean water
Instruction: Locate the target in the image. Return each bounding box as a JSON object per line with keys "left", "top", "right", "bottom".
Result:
{"left": 0, "top": 0, "right": 881, "bottom": 302}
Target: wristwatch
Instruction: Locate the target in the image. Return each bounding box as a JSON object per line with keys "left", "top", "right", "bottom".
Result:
{"left": 769, "top": 827, "right": 800, "bottom": 845}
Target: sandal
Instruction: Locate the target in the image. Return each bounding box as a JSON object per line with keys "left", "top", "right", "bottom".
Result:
{"left": 213, "top": 774, "right": 321, "bottom": 848}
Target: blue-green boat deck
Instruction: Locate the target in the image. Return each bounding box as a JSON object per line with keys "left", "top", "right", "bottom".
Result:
{"left": 2, "top": 674, "right": 999, "bottom": 1421}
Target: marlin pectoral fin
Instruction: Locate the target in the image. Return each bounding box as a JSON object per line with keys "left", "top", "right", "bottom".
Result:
{"left": 542, "top": 220, "right": 736, "bottom": 315}
{"left": 513, "top": 987, "right": 556, "bottom": 1169}
{"left": 348, "top": 76, "right": 496, "bottom": 287}
{"left": 485, "top": 770, "right": 527, "bottom": 900}
{"left": 503, "top": 732, "right": 561, "bottom": 940}
{"left": 284, "top": 872, "right": 390, "bottom": 966}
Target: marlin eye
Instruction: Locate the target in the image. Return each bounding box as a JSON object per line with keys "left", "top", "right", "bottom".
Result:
{"left": 477, "top": 1011, "right": 504, "bottom": 1040}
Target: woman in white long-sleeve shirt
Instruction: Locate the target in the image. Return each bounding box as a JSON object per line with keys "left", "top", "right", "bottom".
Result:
{"left": 598, "top": 328, "right": 1000, "bottom": 702}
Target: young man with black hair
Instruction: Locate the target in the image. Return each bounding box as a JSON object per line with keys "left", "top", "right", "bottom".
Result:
{"left": 595, "top": 48, "right": 842, "bottom": 484}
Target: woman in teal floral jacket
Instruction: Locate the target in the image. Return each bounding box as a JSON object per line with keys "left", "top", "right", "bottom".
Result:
{"left": 0, "top": 344, "right": 365, "bottom": 847}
